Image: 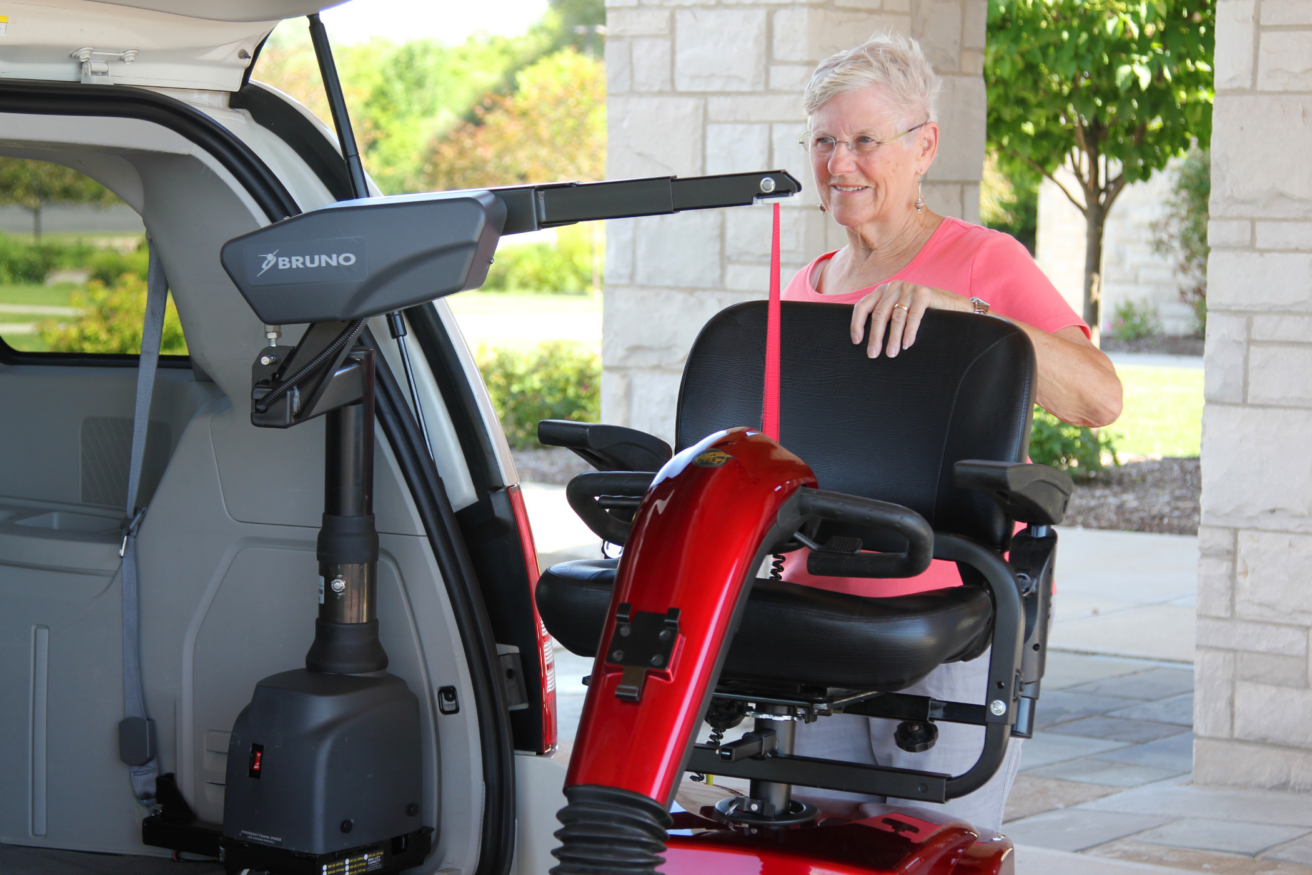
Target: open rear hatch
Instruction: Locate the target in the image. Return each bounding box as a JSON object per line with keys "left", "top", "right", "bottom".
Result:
{"left": 0, "top": 0, "right": 343, "bottom": 91}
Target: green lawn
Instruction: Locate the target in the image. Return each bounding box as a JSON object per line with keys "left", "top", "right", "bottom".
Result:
{"left": 0, "top": 284, "right": 76, "bottom": 352}
{"left": 1106, "top": 365, "right": 1203, "bottom": 458}
{"left": 0, "top": 283, "right": 76, "bottom": 308}
{"left": 3, "top": 334, "right": 48, "bottom": 352}
{"left": 0, "top": 312, "right": 65, "bottom": 323}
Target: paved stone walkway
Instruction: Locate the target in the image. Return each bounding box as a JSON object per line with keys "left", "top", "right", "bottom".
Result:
{"left": 1010, "top": 651, "right": 1312, "bottom": 873}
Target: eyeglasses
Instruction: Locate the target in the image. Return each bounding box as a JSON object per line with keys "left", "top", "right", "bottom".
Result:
{"left": 799, "top": 122, "right": 929, "bottom": 157}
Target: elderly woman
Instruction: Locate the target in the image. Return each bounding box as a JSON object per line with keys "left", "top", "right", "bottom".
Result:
{"left": 785, "top": 34, "right": 1123, "bottom": 831}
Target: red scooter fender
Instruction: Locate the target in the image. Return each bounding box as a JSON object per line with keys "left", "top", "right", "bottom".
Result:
{"left": 554, "top": 429, "right": 815, "bottom": 872}
{"left": 567, "top": 427, "right": 815, "bottom": 799}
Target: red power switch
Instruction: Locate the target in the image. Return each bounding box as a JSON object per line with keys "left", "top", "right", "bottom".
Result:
{"left": 248, "top": 743, "right": 264, "bottom": 779}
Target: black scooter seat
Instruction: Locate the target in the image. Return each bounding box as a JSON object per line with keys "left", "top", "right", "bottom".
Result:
{"left": 537, "top": 559, "right": 993, "bottom": 691}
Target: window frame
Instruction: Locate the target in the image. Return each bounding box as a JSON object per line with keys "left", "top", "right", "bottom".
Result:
{"left": 0, "top": 77, "right": 298, "bottom": 368}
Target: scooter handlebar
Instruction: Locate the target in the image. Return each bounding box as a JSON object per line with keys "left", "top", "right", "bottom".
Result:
{"left": 795, "top": 487, "right": 934, "bottom": 579}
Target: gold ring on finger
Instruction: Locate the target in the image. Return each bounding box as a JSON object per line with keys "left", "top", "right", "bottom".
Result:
{"left": 894, "top": 303, "right": 910, "bottom": 312}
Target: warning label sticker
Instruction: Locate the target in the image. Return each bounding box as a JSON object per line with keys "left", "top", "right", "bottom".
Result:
{"left": 322, "top": 850, "right": 384, "bottom": 873}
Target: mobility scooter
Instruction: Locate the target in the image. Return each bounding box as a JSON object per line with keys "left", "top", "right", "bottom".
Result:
{"left": 534, "top": 297, "right": 1072, "bottom": 873}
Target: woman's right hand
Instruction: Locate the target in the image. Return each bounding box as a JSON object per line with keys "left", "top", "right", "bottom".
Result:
{"left": 850, "top": 280, "right": 969, "bottom": 358}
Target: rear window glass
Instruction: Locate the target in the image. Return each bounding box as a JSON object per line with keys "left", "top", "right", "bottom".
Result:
{"left": 0, "top": 158, "right": 187, "bottom": 357}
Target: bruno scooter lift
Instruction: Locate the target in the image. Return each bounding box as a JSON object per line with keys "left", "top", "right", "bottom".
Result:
{"left": 211, "top": 180, "right": 796, "bottom": 875}
{"left": 126, "top": 15, "right": 799, "bottom": 874}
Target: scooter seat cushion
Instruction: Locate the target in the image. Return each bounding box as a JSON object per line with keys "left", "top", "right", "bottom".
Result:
{"left": 537, "top": 559, "right": 993, "bottom": 691}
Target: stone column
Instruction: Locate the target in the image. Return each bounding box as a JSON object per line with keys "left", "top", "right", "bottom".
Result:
{"left": 1195, "top": 0, "right": 1312, "bottom": 789}
{"left": 602, "top": 0, "right": 987, "bottom": 444}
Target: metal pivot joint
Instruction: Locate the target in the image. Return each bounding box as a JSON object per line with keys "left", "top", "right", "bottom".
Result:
{"left": 712, "top": 704, "right": 817, "bottom": 827}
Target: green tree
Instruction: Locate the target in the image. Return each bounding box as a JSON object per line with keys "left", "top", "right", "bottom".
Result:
{"left": 980, "top": 150, "right": 1040, "bottom": 254}
{"left": 253, "top": 23, "right": 562, "bottom": 193}
{"left": 419, "top": 48, "right": 605, "bottom": 191}
{"left": 986, "top": 0, "right": 1214, "bottom": 340}
{"left": 0, "top": 158, "right": 119, "bottom": 240}
{"left": 542, "top": 0, "right": 607, "bottom": 57}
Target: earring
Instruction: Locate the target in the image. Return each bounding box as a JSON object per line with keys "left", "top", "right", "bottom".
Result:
{"left": 915, "top": 176, "right": 925, "bottom": 213}
{"left": 819, "top": 203, "right": 827, "bottom": 212}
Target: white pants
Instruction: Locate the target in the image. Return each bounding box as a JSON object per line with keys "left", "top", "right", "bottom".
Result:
{"left": 794, "top": 650, "right": 1023, "bottom": 833}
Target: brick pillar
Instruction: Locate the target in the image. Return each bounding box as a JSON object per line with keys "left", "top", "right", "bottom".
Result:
{"left": 602, "top": 0, "right": 987, "bottom": 444}
{"left": 1195, "top": 0, "right": 1312, "bottom": 789}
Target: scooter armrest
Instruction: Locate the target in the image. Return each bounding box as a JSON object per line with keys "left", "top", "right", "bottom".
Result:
{"left": 953, "top": 460, "right": 1073, "bottom": 526}
{"left": 797, "top": 488, "right": 934, "bottom": 579}
{"left": 538, "top": 419, "right": 673, "bottom": 472}
{"left": 565, "top": 471, "right": 655, "bottom": 545}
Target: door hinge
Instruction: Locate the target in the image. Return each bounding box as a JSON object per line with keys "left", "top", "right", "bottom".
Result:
{"left": 71, "top": 47, "right": 138, "bottom": 84}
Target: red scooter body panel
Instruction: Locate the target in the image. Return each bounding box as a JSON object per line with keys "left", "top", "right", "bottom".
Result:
{"left": 663, "top": 802, "right": 1013, "bottom": 874}
{"left": 565, "top": 428, "right": 816, "bottom": 803}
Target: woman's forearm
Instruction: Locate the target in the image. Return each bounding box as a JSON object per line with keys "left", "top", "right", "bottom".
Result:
{"left": 1014, "top": 322, "right": 1124, "bottom": 427}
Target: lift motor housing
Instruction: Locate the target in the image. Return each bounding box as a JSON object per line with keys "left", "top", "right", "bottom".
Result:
{"left": 218, "top": 670, "right": 429, "bottom": 874}
{"left": 219, "top": 189, "right": 505, "bottom": 325}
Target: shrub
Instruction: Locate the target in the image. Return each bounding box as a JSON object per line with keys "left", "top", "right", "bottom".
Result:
{"left": 39, "top": 272, "right": 187, "bottom": 355}
{"left": 476, "top": 341, "right": 600, "bottom": 448}
{"left": 482, "top": 224, "right": 599, "bottom": 294}
{"left": 86, "top": 241, "right": 150, "bottom": 285}
{"left": 1108, "top": 298, "right": 1161, "bottom": 342}
{"left": 1151, "top": 146, "right": 1210, "bottom": 335}
{"left": 1030, "top": 406, "right": 1117, "bottom": 480}
{"left": 0, "top": 233, "right": 94, "bottom": 284}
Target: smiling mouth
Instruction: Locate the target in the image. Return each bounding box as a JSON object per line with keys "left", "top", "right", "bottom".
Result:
{"left": 831, "top": 185, "right": 867, "bottom": 193}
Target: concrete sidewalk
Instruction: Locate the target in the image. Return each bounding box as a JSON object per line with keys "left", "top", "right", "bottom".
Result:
{"left": 522, "top": 482, "right": 1312, "bottom": 874}
{"left": 1051, "top": 529, "right": 1196, "bottom": 663}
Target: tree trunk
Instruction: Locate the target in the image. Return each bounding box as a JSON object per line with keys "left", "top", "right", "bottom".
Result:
{"left": 33, "top": 204, "right": 42, "bottom": 242}
{"left": 1083, "top": 198, "right": 1105, "bottom": 347}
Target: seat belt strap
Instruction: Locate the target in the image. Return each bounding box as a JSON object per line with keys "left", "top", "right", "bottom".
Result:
{"left": 762, "top": 202, "right": 782, "bottom": 441}
{"left": 118, "top": 244, "right": 168, "bottom": 802}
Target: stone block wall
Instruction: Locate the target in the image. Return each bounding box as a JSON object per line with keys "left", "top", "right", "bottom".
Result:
{"left": 603, "top": 0, "right": 987, "bottom": 444}
{"left": 1196, "top": 0, "right": 1312, "bottom": 790}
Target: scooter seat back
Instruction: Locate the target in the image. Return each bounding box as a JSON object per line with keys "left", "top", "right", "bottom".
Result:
{"left": 676, "top": 303, "right": 1036, "bottom": 550}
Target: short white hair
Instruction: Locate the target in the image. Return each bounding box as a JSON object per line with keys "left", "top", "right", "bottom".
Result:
{"left": 803, "top": 33, "right": 943, "bottom": 130}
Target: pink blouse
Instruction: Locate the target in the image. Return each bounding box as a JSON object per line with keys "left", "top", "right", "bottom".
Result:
{"left": 779, "top": 217, "right": 1086, "bottom": 597}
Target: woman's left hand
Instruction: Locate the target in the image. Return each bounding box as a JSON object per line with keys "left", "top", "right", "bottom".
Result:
{"left": 850, "top": 280, "right": 969, "bottom": 358}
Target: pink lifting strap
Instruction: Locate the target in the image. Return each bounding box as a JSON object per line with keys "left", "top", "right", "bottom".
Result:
{"left": 762, "top": 202, "right": 782, "bottom": 441}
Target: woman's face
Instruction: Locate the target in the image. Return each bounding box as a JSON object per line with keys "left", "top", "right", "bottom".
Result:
{"left": 808, "top": 87, "right": 935, "bottom": 232}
